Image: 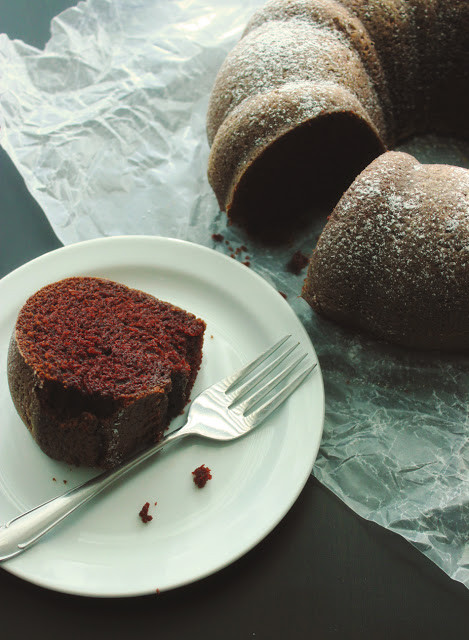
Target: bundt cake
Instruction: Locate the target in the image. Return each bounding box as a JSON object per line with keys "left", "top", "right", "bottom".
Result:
{"left": 207, "top": 0, "right": 469, "bottom": 238}
{"left": 301, "top": 151, "right": 469, "bottom": 349}
{"left": 7, "top": 277, "right": 206, "bottom": 468}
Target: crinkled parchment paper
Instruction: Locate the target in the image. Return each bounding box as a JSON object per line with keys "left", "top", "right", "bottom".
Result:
{"left": 0, "top": 0, "right": 468, "bottom": 588}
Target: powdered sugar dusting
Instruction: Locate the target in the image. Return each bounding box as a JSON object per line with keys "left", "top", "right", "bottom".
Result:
{"left": 208, "top": 15, "right": 385, "bottom": 143}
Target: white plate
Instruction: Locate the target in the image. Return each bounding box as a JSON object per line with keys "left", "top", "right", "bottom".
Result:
{"left": 0, "top": 236, "right": 324, "bottom": 597}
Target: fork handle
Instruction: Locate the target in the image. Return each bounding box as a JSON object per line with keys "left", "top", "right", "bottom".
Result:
{"left": 0, "top": 429, "right": 185, "bottom": 561}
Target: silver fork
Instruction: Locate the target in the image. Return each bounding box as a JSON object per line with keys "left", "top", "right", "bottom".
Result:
{"left": 0, "top": 334, "right": 316, "bottom": 561}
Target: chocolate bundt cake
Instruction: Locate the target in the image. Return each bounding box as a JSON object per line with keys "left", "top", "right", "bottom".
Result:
{"left": 207, "top": 0, "right": 469, "bottom": 237}
{"left": 301, "top": 151, "right": 469, "bottom": 350}
{"left": 8, "top": 277, "right": 206, "bottom": 468}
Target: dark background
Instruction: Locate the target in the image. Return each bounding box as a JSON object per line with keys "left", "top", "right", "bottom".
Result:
{"left": 0, "top": 2, "right": 468, "bottom": 638}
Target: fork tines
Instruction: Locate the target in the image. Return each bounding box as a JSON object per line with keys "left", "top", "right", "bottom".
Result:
{"left": 222, "top": 335, "right": 317, "bottom": 426}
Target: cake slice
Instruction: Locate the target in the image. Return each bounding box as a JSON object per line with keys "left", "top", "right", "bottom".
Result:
{"left": 8, "top": 277, "right": 206, "bottom": 468}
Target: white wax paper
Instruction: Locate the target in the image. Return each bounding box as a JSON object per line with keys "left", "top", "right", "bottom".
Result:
{"left": 0, "top": 0, "right": 468, "bottom": 589}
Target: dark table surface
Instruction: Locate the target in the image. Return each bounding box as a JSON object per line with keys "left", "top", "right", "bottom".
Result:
{"left": 1, "top": 2, "right": 468, "bottom": 638}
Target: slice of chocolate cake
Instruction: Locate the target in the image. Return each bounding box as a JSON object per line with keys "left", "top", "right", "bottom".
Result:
{"left": 7, "top": 277, "right": 206, "bottom": 468}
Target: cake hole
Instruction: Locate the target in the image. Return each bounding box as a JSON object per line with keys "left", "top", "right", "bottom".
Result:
{"left": 228, "top": 112, "right": 385, "bottom": 243}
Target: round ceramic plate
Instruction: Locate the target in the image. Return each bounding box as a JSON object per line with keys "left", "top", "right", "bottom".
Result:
{"left": 0, "top": 236, "right": 324, "bottom": 597}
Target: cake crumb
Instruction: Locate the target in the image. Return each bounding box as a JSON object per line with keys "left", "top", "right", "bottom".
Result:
{"left": 211, "top": 233, "right": 224, "bottom": 243}
{"left": 139, "top": 502, "right": 153, "bottom": 523}
{"left": 52, "top": 477, "right": 56, "bottom": 482}
{"left": 192, "top": 464, "right": 212, "bottom": 488}
{"left": 279, "top": 291, "right": 287, "bottom": 299}
{"left": 287, "top": 250, "right": 309, "bottom": 275}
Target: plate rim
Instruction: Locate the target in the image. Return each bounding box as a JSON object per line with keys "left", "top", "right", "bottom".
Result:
{"left": 0, "top": 235, "right": 325, "bottom": 597}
